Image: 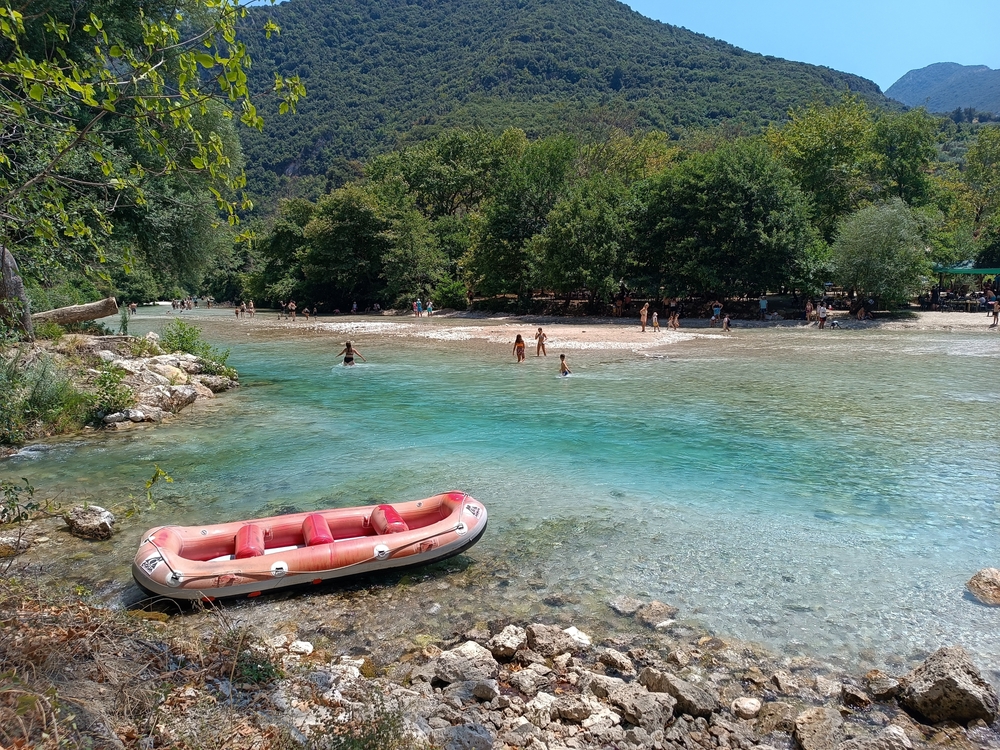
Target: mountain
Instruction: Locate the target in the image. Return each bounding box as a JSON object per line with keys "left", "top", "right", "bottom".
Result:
{"left": 240, "top": 0, "right": 888, "bottom": 202}
{"left": 886, "top": 63, "right": 1000, "bottom": 115}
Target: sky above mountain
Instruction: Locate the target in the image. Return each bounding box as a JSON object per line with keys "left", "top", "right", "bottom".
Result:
{"left": 624, "top": 0, "right": 1000, "bottom": 91}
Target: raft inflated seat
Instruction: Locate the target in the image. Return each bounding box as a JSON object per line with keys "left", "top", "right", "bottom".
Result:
{"left": 302, "top": 513, "right": 335, "bottom": 546}
{"left": 371, "top": 504, "right": 409, "bottom": 534}
{"left": 234, "top": 523, "right": 265, "bottom": 558}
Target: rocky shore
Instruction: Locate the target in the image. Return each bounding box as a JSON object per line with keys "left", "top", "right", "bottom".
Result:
{"left": 5, "top": 582, "right": 996, "bottom": 750}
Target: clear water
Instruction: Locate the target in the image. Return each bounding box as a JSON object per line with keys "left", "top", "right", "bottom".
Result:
{"left": 7, "top": 309, "right": 1000, "bottom": 679}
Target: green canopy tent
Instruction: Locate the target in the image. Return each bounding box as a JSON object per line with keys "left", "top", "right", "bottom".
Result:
{"left": 931, "top": 263, "right": 999, "bottom": 301}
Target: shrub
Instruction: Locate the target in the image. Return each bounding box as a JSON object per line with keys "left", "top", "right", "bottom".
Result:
{"left": 91, "top": 364, "right": 136, "bottom": 418}
{"left": 161, "top": 320, "right": 236, "bottom": 378}
{"left": 33, "top": 320, "right": 64, "bottom": 341}
{"left": 0, "top": 349, "right": 90, "bottom": 445}
{"left": 432, "top": 279, "right": 469, "bottom": 310}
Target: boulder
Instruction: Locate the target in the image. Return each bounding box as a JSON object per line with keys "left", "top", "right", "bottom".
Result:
{"left": 138, "top": 385, "right": 198, "bottom": 413}
{"left": 599, "top": 648, "right": 635, "bottom": 675}
{"left": 635, "top": 601, "right": 678, "bottom": 628}
{"left": 864, "top": 669, "right": 900, "bottom": 700}
{"left": 430, "top": 723, "right": 494, "bottom": 750}
{"left": 509, "top": 667, "right": 550, "bottom": 697}
{"left": 133, "top": 369, "right": 171, "bottom": 386}
{"left": 585, "top": 672, "right": 675, "bottom": 729}
{"left": 755, "top": 701, "right": 796, "bottom": 734}
{"left": 638, "top": 667, "right": 717, "bottom": 717}
{"left": 190, "top": 380, "right": 215, "bottom": 400}
{"left": 195, "top": 374, "right": 237, "bottom": 393}
{"left": 842, "top": 684, "right": 872, "bottom": 709}
{"left": 898, "top": 645, "right": 999, "bottom": 724}
{"left": 525, "top": 623, "right": 579, "bottom": 657}
{"left": 555, "top": 695, "right": 596, "bottom": 723}
{"left": 487, "top": 625, "right": 527, "bottom": 659}
{"left": 608, "top": 595, "right": 645, "bottom": 616}
{"left": 0, "top": 532, "right": 31, "bottom": 557}
{"left": 147, "top": 363, "right": 188, "bottom": 384}
{"left": 966, "top": 568, "right": 1000, "bottom": 606}
{"left": 524, "top": 692, "right": 558, "bottom": 728}
{"left": 839, "top": 725, "right": 913, "bottom": 750}
{"left": 63, "top": 505, "right": 116, "bottom": 540}
{"left": 793, "top": 706, "right": 843, "bottom": 750}
{"left": 434, "top": 641, "right": 499, "bottom": 684}
{"left": 731, "top": 696, "right": 762, "bottom": 719}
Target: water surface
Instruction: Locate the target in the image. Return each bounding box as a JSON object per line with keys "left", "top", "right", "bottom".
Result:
{"left": 7, "top": 309, "right": 1000, "bottom": 678}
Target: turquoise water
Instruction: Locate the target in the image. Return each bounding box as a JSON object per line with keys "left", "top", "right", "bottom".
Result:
{"left": 6, "top": 309, "right": 1000, "bottom": 678}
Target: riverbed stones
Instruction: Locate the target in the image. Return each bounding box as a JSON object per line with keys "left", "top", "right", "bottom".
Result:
{"left": 793, "top": 706, "right": 844, "bottom": 750}
{"left": 635, "top": 600, "right": 678, "bottom": 628}
{"left": 63, "top": 504, "right": 115, "bottom": 539}
{"left": 898, "top": 645, "right": 999, "bottom": 724}
{"left": 487, "top": 625, "right": 526, "bottom": 659}
{"left": 638, "top": 667, "right": 718, "bottom": 717}
{"left": 598, "top": 647, "right": 635, "bottom": 674}
{"left": 966, "top": 568, "right": 1000, "bottom": 606}
{"left": 608, "top": 595, "right": 644, "bottom": 616}
{"left": 138, "top": 384, "right": 198, "bottom": 413}
{"left": 194, "top": 374, "right": 237, "bottom": 393}
{"left": 0, "top": 531, "right": 31, "bottom": 557}
{"left": 430, "top": 723, "right": 494, "bottom": 750}
{"left": 434, "top": 641, "right": 499, "bottom": 683}
{"left": 864, "top": 669, "right": 900, "bottom": 700}
{"left": 525, "top": 623, "right": 581, "bottom": 657}
{"left": 731, "top": 696, "right": 762, "bottom": 719}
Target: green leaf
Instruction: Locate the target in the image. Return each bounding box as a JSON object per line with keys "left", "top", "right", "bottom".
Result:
{"left": 28, "top": 83, "right": 44, "bottom": 101}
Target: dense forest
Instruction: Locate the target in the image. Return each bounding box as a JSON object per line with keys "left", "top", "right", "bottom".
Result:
{"left": 3, "top": 0, "right": 999, "bottom": 328}
{"left": 237, "top": 0, "right": 889, "bottom": 205}
{"left": 213, "top": 96, "right": 1000, "bottom": 315}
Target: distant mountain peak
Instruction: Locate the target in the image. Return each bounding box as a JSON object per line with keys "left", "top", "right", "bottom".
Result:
{"left": 886, "top": 63, "right": 1000, "bottom": 114}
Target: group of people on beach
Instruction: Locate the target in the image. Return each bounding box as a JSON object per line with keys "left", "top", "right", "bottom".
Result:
{"left": 639, "top": 300, "right": 684, "bottom": 332}
{"left": 412, "top": 298, "right": 433, "bottom": 316}
{"left": 235, "top": 300, "right": 255, "bottom": 318}
{"left": 513, "top": 328, "right": 570, "bottom": 375}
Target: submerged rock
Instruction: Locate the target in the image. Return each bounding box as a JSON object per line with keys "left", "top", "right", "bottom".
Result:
{"left": 898, "top": 645, "right": 999, "bottom": 724}
{"left": 967, "top": 568, "right": 1000, "bottom": 606}
{"left": 63, "top": 505, "right": 116, "bottom": 539}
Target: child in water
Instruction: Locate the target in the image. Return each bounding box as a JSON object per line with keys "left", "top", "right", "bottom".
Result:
{"left": 722, "top": 313, "right": 731, "bottom": 332}
{"left": 512, "top": 334, "right": 526, "bottom": 363}
{"left": 338, "top": 341, "right": 366, "bottom": 366}
{"left": 559, "top": 354, "right": 571, "bottom": 376}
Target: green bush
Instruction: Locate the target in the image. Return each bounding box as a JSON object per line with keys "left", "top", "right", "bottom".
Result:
{"left": 91, "top": 364, "right": 136, "bottom": 418}
{"left": 0, "top": 348, "right": 91, "bottom": 445}
{"left": 33, "top": 320, "right": 64, "bottom": 341}
{"left": 161, "top": 320, "right": 236, "bottom": 378}
{"left": 432, "top": 279, "right": 469, "bottom": 311}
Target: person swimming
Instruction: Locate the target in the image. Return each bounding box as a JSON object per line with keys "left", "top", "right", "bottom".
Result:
{"left": 338, "top": 341, "right": 367, "bottom": 366}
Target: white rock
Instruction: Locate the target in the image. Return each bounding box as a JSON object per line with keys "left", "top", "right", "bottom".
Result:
{"left": 563, "top": 626, "right": 591, "bottom": 647}
{"left": 289, "top": 640, "right": 314, "bottom": 656}
{"left": 524, "top": 692, "right": 558, "bottom": 728}
{"left": 731, "top": 696, "right": 762, "bottom": 719}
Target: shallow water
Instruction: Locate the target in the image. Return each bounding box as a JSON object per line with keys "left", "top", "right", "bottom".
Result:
{"left": 6, "top": 309, "right": 1000, "bottom": 679}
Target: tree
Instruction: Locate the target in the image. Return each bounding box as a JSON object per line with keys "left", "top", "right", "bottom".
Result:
{"left": 831, "top": 199, "right": 930, "bottom": 305}
{"left": 0, "top": 0, "right": 304, "bottom": 334}
{"left": 536, "top": 175, "right": 634, "bottom": 310}
{"left": 640, "top": 137, "right": 814, "bottom": 298}
{"left": 767, "top": 95, "right": 875, "bottom": 241}
{"left": 467, "top": 133, "right": 576, "bottom": 302}
{"left": 869, "top": 109, "right": 937, "bottom": 205}
{"left": 965, "top": 125, "right": 1000, "bottom": 232}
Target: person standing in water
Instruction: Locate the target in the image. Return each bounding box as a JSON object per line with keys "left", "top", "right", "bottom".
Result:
{"left": 559, "top": 354, "right": 571, "bottom": 376}
{"left": 338, "top": 341, "right": 367, "bottom": 366}
{"left": 534, "top": 327, "right": 548, "bottom": 356}
{"left": 513, "top": 334, "right": 526, "bottom": 363}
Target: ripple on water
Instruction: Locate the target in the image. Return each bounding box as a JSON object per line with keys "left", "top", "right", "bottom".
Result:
{"left": 7, "top": 317, "right": 1000, "bottom": 679}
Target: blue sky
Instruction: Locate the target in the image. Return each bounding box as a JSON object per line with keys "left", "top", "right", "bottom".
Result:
{"left": 623, "top": 0, "right": 1000, "bottom": 91}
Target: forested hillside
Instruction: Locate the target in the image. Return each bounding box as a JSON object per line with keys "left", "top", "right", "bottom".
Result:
{"left": 241, "top": 0, "right": 888, "bottom": 203}
{"left": 887, "top": 63, "right": 1000, "bottom": 115}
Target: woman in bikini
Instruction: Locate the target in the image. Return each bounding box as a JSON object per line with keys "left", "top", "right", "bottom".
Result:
{"left": 338, "top": 341, "right": 367, "bottom": 366}
{"left": 512, "top": 334, "right": 526, "bottom": 363}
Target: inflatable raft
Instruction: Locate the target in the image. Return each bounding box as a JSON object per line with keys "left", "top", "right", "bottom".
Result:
{"left": 132, "top": 491, "right": 487, "bottom": 600}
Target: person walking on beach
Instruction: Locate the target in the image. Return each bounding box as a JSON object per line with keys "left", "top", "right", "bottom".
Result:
{"left": 338, "top": 341, "right": 366, "bottom": 366}
{"left": 991, "top": 299, "right": 999, "bottom": 328}
{"left": 817, "top": 301, "right": 828, "bottom": 329}
{"left": 710, "top": 300, "right": 722, "bottom": 327}
{"left": 559, "top": 354, "right": 571, "bottom": 376}
{"left": 652, "top": 311, "right": 659, "bottom": 332}
{"left": 416, "top": 299, "right": 423, "bottom": 317}
{"left": 288, "top": 300, "right": 297, "bottom": 321}
{"left": 427, "top": 300, "right": 434, "bottom": 316}
{"left": 513, "top": 334, "right": 526, "bottom": 363}
{"left": 534, "top": 327, "right": 548, "bottom": 356}
{"left": 670, "top": 298, "right": 681, "bottom": 330}
{"left": 639, "top": 303, "right": 649, "bottom": 332}
{"left": 722, "top": 313, "right": 731, "bottom": 332}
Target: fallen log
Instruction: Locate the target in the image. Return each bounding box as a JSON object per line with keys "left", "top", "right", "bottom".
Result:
{"left": 31, "top": 297, "right": 118, "bottom": 326}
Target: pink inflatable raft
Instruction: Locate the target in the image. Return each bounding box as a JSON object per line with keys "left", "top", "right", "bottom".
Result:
{"left": 132, "top": 492, "right": 488, "bottom": 600}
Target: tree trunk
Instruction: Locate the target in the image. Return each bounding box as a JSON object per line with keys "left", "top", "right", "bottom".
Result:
{"left": 0, "top": 245, "right": 34, "bottom": 340}
{"left": 31, "top": 297, "right": 118, "bottom": 326}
